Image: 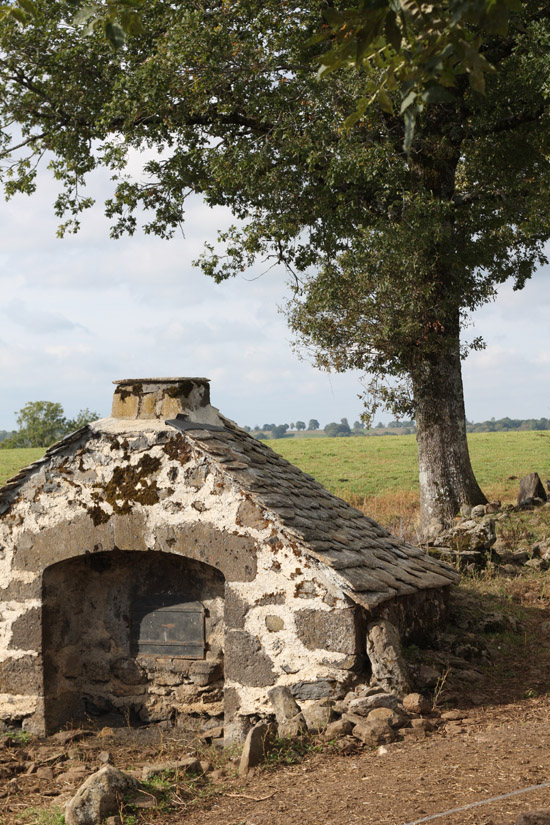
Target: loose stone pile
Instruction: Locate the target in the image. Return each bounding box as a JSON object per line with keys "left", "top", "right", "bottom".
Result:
{"left": 424, "top": 472, "right": 550, "bottom": 572}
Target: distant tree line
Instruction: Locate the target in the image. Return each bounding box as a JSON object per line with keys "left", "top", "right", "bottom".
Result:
{"left": 245, "top": 416, "right": 550, "bottom": 439}
{"left": 466, "top": 417, "right": 550, "bottom": 433}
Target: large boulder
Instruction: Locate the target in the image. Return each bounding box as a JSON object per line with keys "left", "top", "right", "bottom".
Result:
{"left": 517, "top": 473, "right": 547, "bottom": 506}
{"left": 65, "top": 766, "right": 137, "bottom": 825}
{"left": 426, "top": 518, "right": 496, "bottom": 569}
{"left": 366, "top": 620, "right": 411, "bottom": 697}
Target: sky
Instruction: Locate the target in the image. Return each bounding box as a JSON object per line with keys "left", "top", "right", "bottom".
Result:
{"left": 1, "top": 158, "right": 549, "bottom": 432}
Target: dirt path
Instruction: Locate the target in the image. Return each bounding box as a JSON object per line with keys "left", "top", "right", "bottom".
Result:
{"left": 173, "top": 699, "right": 550, "bottom": 825}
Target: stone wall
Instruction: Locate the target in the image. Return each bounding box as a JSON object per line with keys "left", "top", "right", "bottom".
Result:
{"left": 0, "top": 421, "right": 364, "bottom": 739}
{"left": 372, "top": 587, "right": 450, "bottom": 646}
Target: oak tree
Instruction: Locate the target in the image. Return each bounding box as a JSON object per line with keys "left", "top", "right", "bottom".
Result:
{"left": 1, "top": 1, "right": 550, "bottom": 531}
{"left": 1, "top": 401, "right": 99, "bottom": 448}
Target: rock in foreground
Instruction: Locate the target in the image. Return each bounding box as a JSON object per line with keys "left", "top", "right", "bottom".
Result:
{"left": 65, "top": 765, "right": 137, "bottom": 825}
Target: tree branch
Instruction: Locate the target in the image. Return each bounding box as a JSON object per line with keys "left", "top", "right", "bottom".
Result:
{"left": 469, "top": 105, "right": 547, "bottom": 139}
{"left": 0, "top": 132, "right": 48, "bottom": 159}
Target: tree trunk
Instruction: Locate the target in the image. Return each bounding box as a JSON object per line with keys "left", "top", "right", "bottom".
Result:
{"left": 412, "top": 336, "right": 487, "bottom": 538}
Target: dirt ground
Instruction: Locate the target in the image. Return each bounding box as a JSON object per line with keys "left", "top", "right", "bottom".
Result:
{"left": 179, "top": 700, "right": 550, "bottom": 825}
{"left": 4, "top": 565, "right": 550, "bottom": 825}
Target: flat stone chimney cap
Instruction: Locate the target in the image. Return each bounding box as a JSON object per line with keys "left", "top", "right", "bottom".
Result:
{"left": 112, "top": 377, "right": 211, "bottom": 420}
{"left": 113, "top": 377, "right": 210, "bottom": 385}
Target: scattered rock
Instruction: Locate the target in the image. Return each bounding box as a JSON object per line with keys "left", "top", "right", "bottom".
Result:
{"left": 238, "top": 722, "right": 274, "bottom": 776}
{"left": 525, "top": 558, "right": 548, "bottom": 571}
{"left": 98, "top": 751, "right": 112, "bottom": 765}
{"left": 478, "top": 612, "right": 508, "bottom": 633}
{"left": 301, "top": 699, "right": 334, "bottom": 733}
{"left": 517, "top": 473, "right": 547, "bottom": 506}
{"left": 267, "top": 686, "right": 301, "bottom": 722}
{"left": 501, "top": 563, "right": 520, "bottom": 576}
{"left": 352, "top": 718, "right": 397, "bottom": 746}
{"left": 445, "top": 722, "right": 466, "bottom": 735}
{"left": 517, "top": 810, "right": 550, "bottom": 825}
{"left": 348, "top": 693, "right": 398, "bottom": 716}
{"left": 128, "top": 790, "right": 158, "bottom": 809}
{"left": 502, "top": 550, "right": 531, "bottom": 565}
{"left": 59, "top": 766, "right": 90, "bottom": 784}
{"left": 199, "top": 726, "right": 224, "bottom": 742}
{"left": 323, "top": 718, "right": 354, "bottom": 740}
{"left": 35, "top": 766, "right": 54, "bottom": 781}
{"left": 367, "top": 707, "right": 406, "bottom": 729}
{"left": 366, "top": 621, "right": 411, "bottom": 697}
{"left": 416, "top": 665, "right": 441, "bottom": 689}
{"left": 355, "top": 685, "right": 386, "bottom": 698}
{"left": 277, "top": 713, "right": 306, "bottom": 739}
{"left": 331, "top": 735, "right": 359, "bottom": 754}
{"left": 65, "top": 766, "right": 137, "bottom": 825}
{"left": 400, "top": 725, "right": 426, "bottom": 740}
{"left": 426, "top": 518, "right": 496, "bottom": 569}
{"left": 402, "top": 693, "right": 432, "bottom": 715}
{"left": 141, "top": 757, "right": 201, "bottom": 781}
{"left": 441, "top": 709, "right": 465, "bottom": 721}
{"left": 51, "top": 729, "right": 90, "bottom": 746}
{"left": 409, "top": 718, "right": 436, "bottom": 732}
{"left": 471, "top": 504, "right": 487, "bottom": 518}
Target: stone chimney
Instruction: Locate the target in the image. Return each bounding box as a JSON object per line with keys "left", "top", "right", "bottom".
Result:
{"left": 111, "top": 378, "right": 211, "bottom": 420}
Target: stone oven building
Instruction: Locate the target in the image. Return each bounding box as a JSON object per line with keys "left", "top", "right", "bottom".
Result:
{"left": 0, "top": 378, "right": 458, "bottom": 741}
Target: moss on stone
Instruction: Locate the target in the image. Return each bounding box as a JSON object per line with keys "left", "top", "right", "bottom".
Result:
{"left": 95, "top": 454, "right": 163, "bottom": 515}
{"left": 163, "top": 437, "right": 192, "bottom": 464}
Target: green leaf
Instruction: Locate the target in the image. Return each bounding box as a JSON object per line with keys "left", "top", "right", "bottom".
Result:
{"left": 104, "top": 20, "right": 126, "bottom": 49}
{"left": 468, "top": 67, "right": 486, "bottom": 94}
{"left": 73, "top": 5, "right": 100, "bottom": 25}
{"left": 9, "top": 7, "right": 28, "bottom": 23}
{"left": 18, "top": 0, "right": 37, "bottom": 16}
{"left": 322, "top": 8, "right": 345, "bottom": 26}
{"left": 400, "top": 89, "right": 416, "bottom": 113}
{"left": 343, "top": 110, "right": 362, "bottom": 129}
{"left": 378, "top": 87, "right": 393, "bottom": 113}
{"left": 420, "top": 84, "right": 454, "bottom": 104}
{"left": 403, "top": 108, "right": 416, "bottom": 152}
{"left": 384, "top": 11, "right": 401, "bottom": 52}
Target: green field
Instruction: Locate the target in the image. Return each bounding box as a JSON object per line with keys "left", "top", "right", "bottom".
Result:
{"left": 270, "top": 431, "right": 550, "bottom": 502}
{"left": 1, "top": 431, "right": 549, "bottom": 523}
{"left": 0, "top": 447, "right": 45, "bottom": 486}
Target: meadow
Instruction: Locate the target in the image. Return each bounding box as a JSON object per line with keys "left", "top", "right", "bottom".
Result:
{"left": 1, "top": 431, "right": 548, "bottom": 533}
{"left": 0, "top": 447, "right": 44, "bottom": 486}
{"left": 270, "top": 431, "right": 550, "bottom": 530}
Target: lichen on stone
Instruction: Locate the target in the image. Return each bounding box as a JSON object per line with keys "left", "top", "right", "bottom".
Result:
{"left": 96, "top": 454, "right": 162, "bottom": 514}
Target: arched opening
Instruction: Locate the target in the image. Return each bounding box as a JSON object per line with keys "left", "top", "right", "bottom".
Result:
{"left": 42, "top": 550, "right": 225, "bottom": 733}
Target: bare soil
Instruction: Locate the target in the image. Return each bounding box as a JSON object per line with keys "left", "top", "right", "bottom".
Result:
{"left": 4, "top": 564, "right": 550, "bottom": 825}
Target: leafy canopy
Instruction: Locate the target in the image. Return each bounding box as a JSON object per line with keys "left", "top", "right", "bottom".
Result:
{"left": 1, "top": 1, "right": 550, "bottom": 420}
{"left": 1, "top": 401, "right": 99, "bottom": 448}
{"left": 313, "top": 0, "right": 523, "bottom": 147}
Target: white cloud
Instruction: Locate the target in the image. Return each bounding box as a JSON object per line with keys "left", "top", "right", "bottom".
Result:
{"left": 4, "top": 299, "right": 89, "bottom": 334}
{"left": 1, "top": 159, "right": 549, "bottom": 430}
